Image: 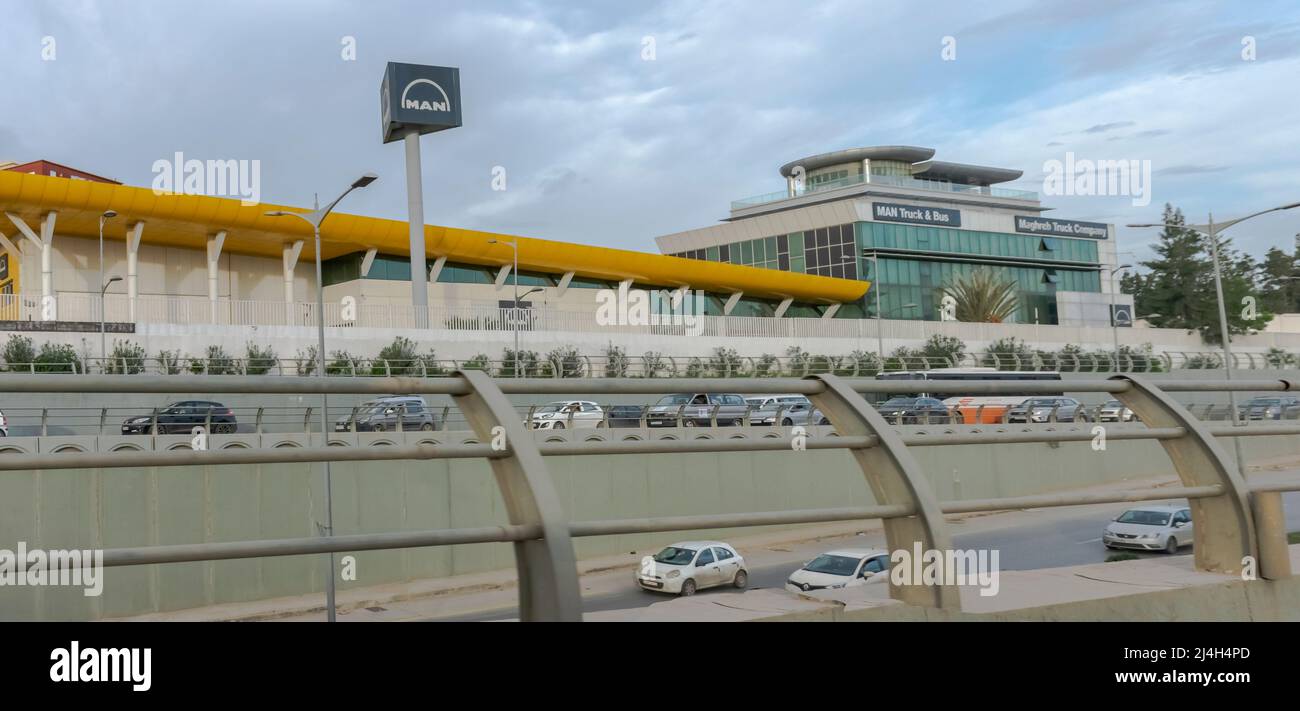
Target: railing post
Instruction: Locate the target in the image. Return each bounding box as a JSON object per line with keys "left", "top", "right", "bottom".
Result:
{"left": 805, "top": 374, "right": 960, "bottom": 610}
{"left": 452, "top": 369, "right": 582, "bottom": 621}
{"left": 255, "top": 407, "right": 264, "bottom": 435}
{"left": 1251, "top": 491, "right": 1292, "bottom": 580}
{"left": 1110, "top": 375, "right": 1257, "bottom": 574}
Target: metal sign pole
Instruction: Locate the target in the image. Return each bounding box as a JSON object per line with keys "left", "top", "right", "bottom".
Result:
{"left": 405, "top": 129, "right": 428, "bottom": 328}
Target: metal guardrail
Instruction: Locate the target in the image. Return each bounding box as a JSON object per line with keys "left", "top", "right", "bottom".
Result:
{"left": 1, "top": 372, "right": 1298, "bottom": 621}
{"left": 9, "top": 350, "right": 1283, "bottom": 377}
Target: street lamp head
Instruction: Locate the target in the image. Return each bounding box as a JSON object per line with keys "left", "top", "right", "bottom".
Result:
{"left": 107, "top": 276, "right": 123, "bottom": 283}
{"left": 351, "top": 173, "right": 378, "bottom": 189}
{"left": 1125, "top": 223, "right": 1157, "bottom": 228}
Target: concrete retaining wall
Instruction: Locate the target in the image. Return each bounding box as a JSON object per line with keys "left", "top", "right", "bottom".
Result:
{"left": 3, "top": 424, "right": 1299, "bottom": 621}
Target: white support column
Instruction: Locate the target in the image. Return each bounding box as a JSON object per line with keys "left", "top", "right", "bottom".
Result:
{"left": 774, "top": 297, "right": 794, "bottom": 319}
{"left": 723, "top": 291, "right": 743, "bottom": 316}
{"left": 821, "top": 303, "right": 842, "bottom": 319}
{"left": 206, "top": 230, "right": 226, "bottom": 322}
{"left": 494, "top": 264, "right": 513, "bottom": 290}
{"left": 555, "top": 270, "right": 575, "bottom": 297}
{"left": 862, "top": 159, "right": 872, "bottom": 182}
{"left": 39, "top": 212, "right": 56, "bottom": 304}
{"left": 283, "top": 240, "right": 304, "bottom": 325}
{"left": 360, "top": 247, "right": 379, "bottom": 277}
{"left": 786, "top": 175, "right": 797, "bottom": 197}
{"left": 125, "top": 222, "right": 144, "bottom": 321}
{"left": 428, "top": 255, "right": 447, "bottom": 284}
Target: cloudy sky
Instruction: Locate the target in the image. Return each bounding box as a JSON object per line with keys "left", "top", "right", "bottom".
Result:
{"left": 4, "top": 0, "right": 1300, "bottom": 264}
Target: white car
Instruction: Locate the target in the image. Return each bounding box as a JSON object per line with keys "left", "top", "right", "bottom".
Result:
{"left": 785, "top": 548, "right": 891, "bottom": 593}
{"left": 526, "top": 400, "right": 605, "bottom": 429}
{"left": 1103, "top": 505, "right": 1194, "bottom": 554}
{"left": 635, "top": 541, "right": 748, "bottom": 596}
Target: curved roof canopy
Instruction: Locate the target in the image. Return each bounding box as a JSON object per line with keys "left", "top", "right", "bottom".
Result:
{"left": 911, "top": 160, "right": 1023, "bottom": 186}
{"left": 0, "top": 170, "right": 868, "bottom": 303}
{"left": 779, "top": 146, "right": 936, "bottom": 177}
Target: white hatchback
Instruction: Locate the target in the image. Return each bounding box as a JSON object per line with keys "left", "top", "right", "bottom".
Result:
{"left": 635, "top": 541, "right": 748, "bottom": 596}
{"left": 786, "top": 548, "right": 891, "bottom": 593}
{"left": 526, "top": 400, "right": 605, "bottom": 429}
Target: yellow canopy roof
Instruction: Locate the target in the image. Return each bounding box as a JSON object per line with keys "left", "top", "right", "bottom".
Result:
{"left": 0, "top": 170, "right": 869, "bottom": 303}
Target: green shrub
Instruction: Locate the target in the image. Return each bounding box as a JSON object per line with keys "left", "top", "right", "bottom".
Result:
{"left": 642, "top": 351, "right": 669, "bottom": 378}
{"left": 157, "top": 350, "right": 183, "bottom": 375}
{"left": 245, "top": 343, "right": 278, "bottom": 375}
{"left": 105, "top": 340, "right": 147, "bottom": 374}
{"left": 372, "top": 336, "right": 425, "bottom": 376}
{"left": 920, "top": 335, "right": 965, "bottom": 366}
{"left": 843, "top": 349, "right": 881, "bottom": 376}
{"left": 326, "top": 350, "right": 361, "bottom": 376}
{"left": 34, "top": 342, "right": 82, "bottom": 374}
{"left": 189, "top": 345, "right": 236, "bottom": 375}
{"left": 500, "top": 349, "right": 541, "bottom": 377}
{"left": 754, "top": 353, "right": 779, "bottom": 377}
{"left": 1, "top": 335, "right": 36, "bottom": 371}
{"left": 982, "top": 337, "right": 1034, "bottom": 370}
{"left": 707, "top": 347, "right": 742, "bottom": 377}
{"left": 546, "top": 346, "right": 584, "bottom": 378}
{"left": 461, "top": 353, "right": 491, "bottom": 372}
{"left": 295, "top": 346, "right": 319, "bottom": 376}
{"left": 604, "top": 345, "right": 628, "bottom": 378}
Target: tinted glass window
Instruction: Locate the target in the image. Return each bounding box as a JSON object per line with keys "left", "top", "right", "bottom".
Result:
{"left": 697, "top": 549, "right": 715, "bottom": 565}
{"left": 715, "top": 547, "right": 733, "bottom": 560}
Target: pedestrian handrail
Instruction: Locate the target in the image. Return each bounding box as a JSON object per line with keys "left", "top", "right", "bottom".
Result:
{"left": 1, "top": 372, "right": 1297, "bottom": 620}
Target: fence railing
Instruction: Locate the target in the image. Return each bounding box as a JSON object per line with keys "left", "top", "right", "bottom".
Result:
{"left": 0, "top": 351, "right": 1258, "bottom": 377}
{"left": 0, "top": 372, "right": 1296, "bottom": 621}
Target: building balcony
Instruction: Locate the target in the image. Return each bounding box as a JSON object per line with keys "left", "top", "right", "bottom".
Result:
{"left": 730, "top": 172, "right": 1040, "bottom": 212}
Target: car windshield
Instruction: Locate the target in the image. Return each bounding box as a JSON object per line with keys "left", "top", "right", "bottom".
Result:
{"left": 1027, "top": 399, "right": 1060, "bottom": 407}
{"left": 1104, "top": 400, "right": 1123, "bottom": 408}
{"left": 881, "top": 398, "right": 918, "bottom": 407}
{"left": 653, "top": 547, "right": 697, "bottom": 565}
{"left": 358, "top": 402, "right": 395, "bottom": 415}
{"left": 655, "top": 394, "right": 694, "bottom": 406}
{"left": 535, "top": 404, "right": 569, "bottom": 413}
{"left": 1116, "top": 510, "right": 1172, "bottom": 526}
{"left": 745, "top": 398, "right": 767, "bottom": 407}
{"left": 802, "top": 554, "right": 861, "bottom": 576}
{"left": 1247, "top": 399, "right": 1281, "bottom": 406}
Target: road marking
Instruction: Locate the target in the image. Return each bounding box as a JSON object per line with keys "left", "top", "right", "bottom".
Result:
{"left": 1077, "top": 537, "right": 1101, "bottom": 544}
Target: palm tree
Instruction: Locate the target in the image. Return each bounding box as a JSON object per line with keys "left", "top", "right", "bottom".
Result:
{"left": 942, "top": 269, "right": 1020, "bottom": 323}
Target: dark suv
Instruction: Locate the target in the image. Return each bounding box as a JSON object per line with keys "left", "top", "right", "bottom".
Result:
{"left": 335, "top": 396, "right": 440, "bottom": 432}
{"left": 122, "top": 401, "right": 238, "bottom": 434}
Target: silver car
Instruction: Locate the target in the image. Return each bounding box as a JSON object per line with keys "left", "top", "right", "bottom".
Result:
{"left": 645, "top": 393, "right": 749, "bottom": 427}
{"left": 1097, "top": 399, "right": 1138, "bottom": 422}
{"left": 1102, "top": 505, "right": 1194, "bottom": 554}
{"left": 1006, "top": 397, "right": 1089, "bottom": 423}
{"left": 744, "top": 395, "right": 820, "bottom": 426}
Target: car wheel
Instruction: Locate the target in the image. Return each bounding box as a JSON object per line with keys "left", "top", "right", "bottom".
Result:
{"left": 372, "top": 423, "right": 386, "bottom": 432}
{"left": 733, "top": 569, "right": 748, "bottom": 589}
{"left": 218, "top": 423, "right": 236, "bottom": 434}
{"left": 1164, "top": 537, "right": 1178, "bottom": 554}
{"left": 553, "top": 422, "right": 565, "bottom": 430}
{"left": 420, "top": 422, "right": 435, "bottom": 431}
{"left": 596, "top": 421, "right": 606, "bottom": 428}
{"left": 679, "top": 578, "right": 697, "bottom": 596}
{"left": 684, "top": 420, "right": 697, "bottom": 427}
{"left": 781, "top": 418, "right": 793, "bottom": 426}
{"left": 819, "top": 418, "right": 830, "bottom": 426}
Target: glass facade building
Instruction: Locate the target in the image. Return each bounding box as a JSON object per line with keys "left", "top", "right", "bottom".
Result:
{"left": 669, "top": 220, "right": 1103, "bottom": 324}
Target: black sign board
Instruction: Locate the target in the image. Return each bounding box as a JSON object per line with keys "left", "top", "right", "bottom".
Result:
{"left": 1015, "top": 215, "right": 1109, "bottom": 239}
{"left": 1111, "top": 304, "right": 1133, "bottom": 327}
{"left": 872, "top": 202, "right": 961, "bottom": 227}
{"left": 380, "top": 63, "right": 463, "bottom": 143}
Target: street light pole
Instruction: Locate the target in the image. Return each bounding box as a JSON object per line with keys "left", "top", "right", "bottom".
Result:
{"left": 1128, "top": 200, "right": 1300, "bottom": 475}
{"left": 266, "top": 172, "right": 377, "bottom": 623}
{"left": 869, "top": 254, "right": 884, "bottom": 366}
{"left": 1109, "top": 264, "right": 1132, "bottom": 372}
{"left": 100, "top": 276, "right": 122, "bottom": 364}
{"left": 98, "top": 210, "right": 117, "bottom": 366}
{"left": 489, "top": 239, "right": 521, "bottom": 375}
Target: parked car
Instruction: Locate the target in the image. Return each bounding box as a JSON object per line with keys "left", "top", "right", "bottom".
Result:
{"left": 875, "top": 397, "right": 952, "bottom": 424}
{"left": 1238, "top": 395, "right": 1300, "bottom": 421}
{"left": 605, "top": 404, "right": 646, "bottom": 428}
{"left": 786, "top": 548, "right": 891, "bottom": 593}
{"left": 526, "top": 400, "right": 605, "bottom": 429}
{"left": 1005, "top": 397, "right": 1089, "bottom": 423}
{"left": 635, "top": 541, "right": 747, "bottom": 596}
{"left": 744, "top": 394, "right": 819, "bottom": 425}
{"left": 1097, "top": 399, "right": 1138, "bottom": 422}
{"left": 334, "top": 396, "right": 439, "bottom": 432}
{"left": 1103, "top": 505, "right": 1194, "bottom": 554}
{"left": 644, "top": 393, "right": 749, "bottom": 427}
{"left": 122, "top": 400, "right": 238, "bottom": 434}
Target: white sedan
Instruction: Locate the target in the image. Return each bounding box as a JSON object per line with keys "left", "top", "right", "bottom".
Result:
{"left": 785, "top": 548, "right": 891, "bottom": 593}
{"left": 635, "top": 541, "right": 748, "bottom": 596}
{"left": 1103, "top": 505, "right": 1194, "bottom": 554}
{"left": 526, "top": 400, "right": 605, "bottom": 429}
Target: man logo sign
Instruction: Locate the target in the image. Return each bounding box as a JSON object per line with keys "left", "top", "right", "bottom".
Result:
{"left": 401, "top": 78, "right": 451, "bottom": 112}
{"left": 380, "top": 62, "right": 462, "bottom": 143}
